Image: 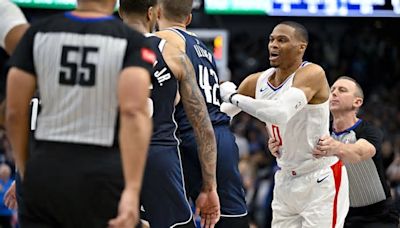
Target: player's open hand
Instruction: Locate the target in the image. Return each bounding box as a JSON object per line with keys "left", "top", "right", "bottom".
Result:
{"left": 108, "top": 188, "right": 139, "bottom": 228}
{"left": 4, "top": 180, "right": 17, "bottom": 210}
{"left": 195, "top": 189, "right": 220, "bottom": 228}
{"left": 220, "top": 81, "right": 237, "bottom": 103}
{"left": 268, "top": 137, "right": 281, "bottom": 158}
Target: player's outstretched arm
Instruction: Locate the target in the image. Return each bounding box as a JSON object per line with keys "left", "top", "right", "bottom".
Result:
{"left": 109, "top": 67, "right": 152, "bottom": 228}
{"left": 6, "top": 68, "right": 36, "bottom": 179}
{"left": 163, "top": 43, "right": 220, "bottom": 227}
{"left": 220, "top": 64, "right": 327, "bottom": 125}
{"left": 220, "top": 72, "right": 260, "bottom": 118}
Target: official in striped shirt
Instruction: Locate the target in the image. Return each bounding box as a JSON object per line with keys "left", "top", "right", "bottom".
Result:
{"left": 5, "top": 0, "right": 155, "bottom": 226}
{"left": 313, "top": 76, "right": 399, "bottom": 228}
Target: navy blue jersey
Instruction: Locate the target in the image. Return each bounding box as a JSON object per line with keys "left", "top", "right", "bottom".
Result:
{"left": 169, "top": 28, "right": 230, "bottom": 133}
{"left": 146, "top": 35, "right": 179, "bottom": 146}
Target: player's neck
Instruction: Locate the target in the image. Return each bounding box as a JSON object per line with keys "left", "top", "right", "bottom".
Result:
{"left": 75, "top": 3, "right": 114, "bottom": 16}
{"left": 124, "top": 18, "right": 149, "bottom": 34}
{"left": 274, "top": 60, "right": 303, "bottom": 83}
{"left": 159, "top": 20, "right": 186, "bottom": 31}
{"left": 332, "top": 113, "right": 359, "bottom": 133}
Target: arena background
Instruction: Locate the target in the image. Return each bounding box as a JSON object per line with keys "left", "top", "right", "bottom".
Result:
{"left": 0, "top": 0, "right": 399, "bottom": 227}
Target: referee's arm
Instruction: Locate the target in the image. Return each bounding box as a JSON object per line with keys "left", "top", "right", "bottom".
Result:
{"left": 109, "top": 66, "right": 152, "bottom": 227}
{"left": 5, "top": 67, "right": 36, "bottom": 179}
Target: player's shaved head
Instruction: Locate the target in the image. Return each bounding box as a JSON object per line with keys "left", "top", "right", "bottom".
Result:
{"left": 278, "top": 21, "right": 309, "bottom": 43}
{"left": 119, "top": 0, "right": 158, "bottom": 15}
{"left": 159, "top": 0, "right": 193, "bottom": 22}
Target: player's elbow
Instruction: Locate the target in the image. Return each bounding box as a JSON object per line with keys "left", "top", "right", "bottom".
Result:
{"left": 5, "top": 107, "right": 21, "bottom": 130}
{"left": 119, "top": 103, "right": 148, "bottom": 119}
{"left": 256, "top": 106, "right": 290, "bottom": 126}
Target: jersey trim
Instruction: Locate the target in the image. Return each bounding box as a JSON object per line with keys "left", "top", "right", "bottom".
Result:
{"left": 64, "top": 12, "right": 115, "bottom": 22}
{"left": 267, "top": 74, "right": 294, "bottom": 91}
{"left": 165, "top": 28, "right": 186, "bottom": 41}
{"left": 266, "top": 61, "right": 309, "bottom": 92}
{"left": 158, "top": 39, "right": 167, "bottom": 52}
{"left": 333, "top": 119, "right": 363, "bottom": 136}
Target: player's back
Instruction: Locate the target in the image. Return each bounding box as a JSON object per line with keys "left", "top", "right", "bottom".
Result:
{"left": 145, "top": 35, "right": 179, "bottom": 146}
{"left": 256, "top": 62, "right": 337, "bottom": 173}
{"left": 166, "top": 28, "right": 230, "bottom": 133}
{"left": 26, "top": 12, "right": 147, "bottom": 147}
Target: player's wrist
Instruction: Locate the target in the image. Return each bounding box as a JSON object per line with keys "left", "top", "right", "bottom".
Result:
{"left": 201, "top": 181, "right": 217, "bottom": 192}
{"left": 228, "top": 92, "right": 238, "bottom": 104}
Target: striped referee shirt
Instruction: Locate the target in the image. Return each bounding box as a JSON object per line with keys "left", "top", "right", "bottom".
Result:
{"left": 332, "top": 119, "right": 391, "bottom": 209}
{"left": 9, "top": 12, "right": 154, "bottom": 147}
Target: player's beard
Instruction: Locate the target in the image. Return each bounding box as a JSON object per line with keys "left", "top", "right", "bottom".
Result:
{"left": 270, "top": 61, "right": 279, "bottom": 67}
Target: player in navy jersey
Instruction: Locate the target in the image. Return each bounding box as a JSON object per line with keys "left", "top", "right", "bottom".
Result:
{"left": 6, "top": 0, "right": 154, "bottom": 227}
{"left": 156, "top": 0, "right": 248, "bottom": 227}
{"left": 119, "top": 0, "right": 220, "bottom": 227}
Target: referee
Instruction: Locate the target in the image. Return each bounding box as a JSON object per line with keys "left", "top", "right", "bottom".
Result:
{"left": 313, "top": 76, "right": 399, "bottom": 228}
{"left": 5, "top": 0, "right": 154, "bottom": 227}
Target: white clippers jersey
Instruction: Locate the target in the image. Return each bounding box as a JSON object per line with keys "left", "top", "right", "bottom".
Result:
{"left": 256, "top": 62, "right": 337, "bottom": 172}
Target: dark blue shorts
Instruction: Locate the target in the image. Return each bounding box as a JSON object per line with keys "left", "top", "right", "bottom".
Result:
{"left": 180, "top": 125, "right": 248, "bottom": 216}
{"left": 140, "top": 145, "right": 194, "bottom": 228}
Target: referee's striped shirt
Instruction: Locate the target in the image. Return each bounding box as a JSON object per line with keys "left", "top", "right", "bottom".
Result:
{"left": 9, "top": 12, "right": 154, "bottom": 147}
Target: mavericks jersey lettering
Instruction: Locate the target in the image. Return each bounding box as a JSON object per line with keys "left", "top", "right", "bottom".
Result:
{"left": 168, "top": 28, "right": 230, "bottom": 133}
{"left": 146, "top": 35, "right": 179, "bottom": 146}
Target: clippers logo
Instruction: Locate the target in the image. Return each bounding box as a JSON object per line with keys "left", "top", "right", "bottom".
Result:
{"left": 141, "top": 48, "right": 156, "bottom": 64}
{"left": 260, "top": 87, "right": 268, "bottom": 93}
{"left": 295, "top": 101, "right": 302, "bottom": 110}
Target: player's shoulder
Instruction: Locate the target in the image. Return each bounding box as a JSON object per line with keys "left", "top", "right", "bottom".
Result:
{"left": 298, "top": 62, "right": 325, "bottom": 78}
{"left": 294, "top": 62, "right": 326, "bottom": 86}
{"left": 161, "top": 41, "right": 186, "bottom": 80}
{"left": 155, "top": 30, "right": 186, "bottom": 52}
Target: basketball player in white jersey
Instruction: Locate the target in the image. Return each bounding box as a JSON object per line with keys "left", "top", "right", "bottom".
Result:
{"left": 0, "top": 0, "right": 29, "bottom": 128}
{"left": 220, "top": 21, "right": 349, "bottom": 227}
{"left": 0, "top": 0, "right": 30, "bottom": 212}
{"left": 0, "top": 0, "right": 29, "bottom": 56}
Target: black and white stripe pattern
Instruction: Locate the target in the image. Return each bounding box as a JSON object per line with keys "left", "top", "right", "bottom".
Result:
{"left": 333, "top": 131, "right": 387, "bottom": 207}
{"left": 33, "top": 32, "right": 127, "bottom": 146}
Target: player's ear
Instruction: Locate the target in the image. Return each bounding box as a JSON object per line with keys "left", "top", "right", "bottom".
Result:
{"left": 185, "top": 13, "right": 192, "bottom": 26}
{"left": 147, "top": 6, "right": 153, "bottom": 21}
{"left": 299, "top": 42, "right": 307, "bottom": 53}
{"left": 157, "top": 5, "right": 162, "bottom": 19}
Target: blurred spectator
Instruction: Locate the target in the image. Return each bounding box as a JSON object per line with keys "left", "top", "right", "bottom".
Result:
{"left": 0, "top": 163, "right": 13, "bottom": 228}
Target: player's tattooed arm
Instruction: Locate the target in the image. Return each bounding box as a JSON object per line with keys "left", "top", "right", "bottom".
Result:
{"left": 178, "top": 54, "right": 217, "bottom": 189}
{"left": 163, "top": 42, "right": 217, "bottom": 190}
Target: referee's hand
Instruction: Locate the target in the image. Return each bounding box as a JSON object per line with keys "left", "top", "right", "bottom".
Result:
{"left": 108, "top": 189, "right": 139, "bottom": 228}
